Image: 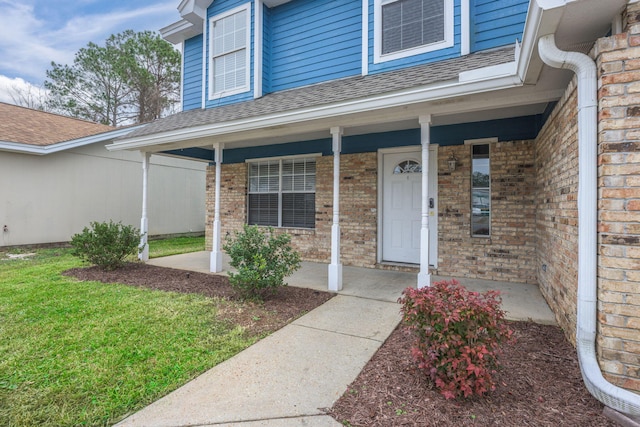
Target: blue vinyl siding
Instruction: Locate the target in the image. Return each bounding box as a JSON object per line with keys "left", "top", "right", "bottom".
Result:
{"left": 471, "top": 0, "right": 528, "bottom": 52}
{"left": 269, "top": 0, "right": 362, "bottom": 92}
{"left": 186, "top": 0, "right": 530, "bottom": 110}
{"left": 182, "top": 35, "right": 203, "bottom": 111}
{"left": 368, "top": 0, "right": 462, "bottom": 75}
{"left": 204, "top": 0, "right": 254, "bottom": 108}
{"left": 263, "top": 4, "right": 272, "bottom": 94}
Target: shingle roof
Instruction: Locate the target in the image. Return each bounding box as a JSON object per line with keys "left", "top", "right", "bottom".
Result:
{"left": 0, "top": 102, "right": 114, "bottom": 146}
{"left": 123, "top": 46, "right": 514, "bottom": 140}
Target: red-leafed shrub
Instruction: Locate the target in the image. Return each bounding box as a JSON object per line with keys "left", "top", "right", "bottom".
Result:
{"left": 399, "top": 279, "right": 513, "bottom": 399}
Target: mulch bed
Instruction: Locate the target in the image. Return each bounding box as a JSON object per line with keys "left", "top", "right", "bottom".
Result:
{"left": 64, "top": 263, "right": 615, "bottom": 426}
{"left": 63, "top": 262, "right": 334, "bottom": 337}
{"left": 328, "top": 322, "right": 616, "bottom": 426}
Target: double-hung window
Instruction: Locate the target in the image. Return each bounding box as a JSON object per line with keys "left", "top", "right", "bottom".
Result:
{"left": 209, "top": 4, "right": 250, "bottom": 98}
{"left": 248, "top": 157, "right": 316, "bottom": 229}
{"left": 375, "top": 0, "right": 453, "bottom": 63}
{"left": 471, "top": 144, "right": 490, "bottom": 237}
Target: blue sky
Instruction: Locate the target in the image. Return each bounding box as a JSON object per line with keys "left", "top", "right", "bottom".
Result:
{"left": 0, "top": 0, "right": 180, "bottom": 103}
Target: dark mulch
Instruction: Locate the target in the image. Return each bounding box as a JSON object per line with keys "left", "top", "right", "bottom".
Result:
{"left": 63, "top": 262, "right": 334, "bottom": 337}
{"left": 329, "top": 322, "right": 615, "bottom": 426}
{"left": 64, "top": 264, "right": 614, "bottom": 426}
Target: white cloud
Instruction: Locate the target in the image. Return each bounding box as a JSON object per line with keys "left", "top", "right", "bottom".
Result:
{"left": 0, "top": 0, "right": 178, "bottom": 83}
{"left": 50, "top": 1, "right": 178, "bottom": 48}
{"left": 0, "top": 2, "right": 68, "bottom": 81}
{"left": 0, "top": 75, "right": 47, "bottom": 105}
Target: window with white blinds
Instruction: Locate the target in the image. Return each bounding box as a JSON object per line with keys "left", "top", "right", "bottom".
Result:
{"left": 209, "top": 5, "right": 250, "bottom": 98}
{"left": 375, "top": 0, "right": 453, "bottom": 63}
{"left": 382, "top": 0, "right": 445, "bottom": 54}
{"left": 248, "top": 158, "right": 316, "bottom": 229}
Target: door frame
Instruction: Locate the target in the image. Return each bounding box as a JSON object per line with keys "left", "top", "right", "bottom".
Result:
{"left": 377, "top": 145, "right": 438, "bottom": 267}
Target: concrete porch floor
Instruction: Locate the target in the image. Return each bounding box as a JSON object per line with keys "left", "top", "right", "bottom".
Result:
{"left": 147, "top": 251, "right": 556, "bottom": 325}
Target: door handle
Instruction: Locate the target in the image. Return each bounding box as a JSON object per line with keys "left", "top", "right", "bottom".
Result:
{"left": 429, "top": 198, "right": 434, "bottom": 209}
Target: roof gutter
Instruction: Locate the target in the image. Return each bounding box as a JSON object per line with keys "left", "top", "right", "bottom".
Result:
{"left": 538, "top": 33, "right": 640, "bottom": 416}
{"left": 0, "top": 125, "right": 145, "bottom": 155}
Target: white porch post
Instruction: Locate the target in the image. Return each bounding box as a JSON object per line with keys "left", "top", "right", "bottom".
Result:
{"left": 139, "top": 152, "right": 150, "bottom": 261}
{"left": 417, "top": 115, "right": 432, "bottom": 288}
{"left": 328, "top": 126, "right": 343, "bottom": 292}
{"left": 210, "top": 142, "right": 224, "bottom": 273}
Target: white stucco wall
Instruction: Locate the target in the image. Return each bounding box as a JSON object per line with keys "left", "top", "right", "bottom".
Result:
{"left": 0, "top": 143, "right": 206, "bottom": 246}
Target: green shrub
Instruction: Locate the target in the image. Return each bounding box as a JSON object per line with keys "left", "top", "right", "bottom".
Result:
{"left": 399, "top": 279, "right": 513, "bottom": 400}
{"left": 223, "top": 225, "right": 301, "bottom": 300}
{"left": 70, "top": 221, "right": 141, "bottom": 270}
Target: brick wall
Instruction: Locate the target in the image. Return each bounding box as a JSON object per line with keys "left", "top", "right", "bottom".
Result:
{"left": 206, "top": 145, "right": 536, "bottom": 282}
{"left": 436, "top": 141, "right": 537, "bottom": 284}
{"left": 535, "top": 80, "right": 580, "bottom": 343}
{"left": 533, "top": 3, "right": 640, "bottom": 393}
{"left": 205, "top": 152, "right": 378, "bottom": 268}
{"left": 338, "top": 152, "right": 379, "bottom": 267}
{"left": 594, "top": 9, "right": 640, "bottom": 392}
{"left": 205, "top": 162, "right": 248, "bottom": 251}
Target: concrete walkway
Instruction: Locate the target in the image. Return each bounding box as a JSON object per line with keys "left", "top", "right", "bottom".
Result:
{"left": 147, "top": 251, "right": 556, "bottom": 324}
{"left": 115, "top": 252, "right": 556, "bottom": 426}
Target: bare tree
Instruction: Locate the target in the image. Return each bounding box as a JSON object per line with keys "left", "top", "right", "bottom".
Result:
{"left": 8, "top": 83, "right": 49, "bottom": 111}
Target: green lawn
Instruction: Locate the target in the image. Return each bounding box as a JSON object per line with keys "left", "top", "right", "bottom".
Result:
{"left": 148, "top": 235, "right": 205, "bottom": 258}
{"left": 0, "top": 248, "right": 252, "bottom": 426}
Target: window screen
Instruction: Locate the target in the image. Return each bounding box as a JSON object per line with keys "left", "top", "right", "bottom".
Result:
{"left": 211, "top": 8, "right": 248, "bottom": 94}
{"left": 248, "top": 158, "right": 316, "bottom": 228}
{"left": 382, "top": 0, "right": 445, "bottom": 55}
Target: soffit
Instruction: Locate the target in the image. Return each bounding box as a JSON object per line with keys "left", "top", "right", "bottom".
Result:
{"left": 523, "top": 0, "right": 628, "bottom": 85}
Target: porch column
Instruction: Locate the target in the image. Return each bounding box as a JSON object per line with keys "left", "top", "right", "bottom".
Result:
{"left": 210, "top": 142, "right": 224, "bottom": 273}
{"left": 139, "top": 152, "right": 150, "bottom": 261}
{"left": 417, "top": 115, "right": 431, "bottom": 288}
{"left": 328, "top": 126, "right": 343, "bottom": 292}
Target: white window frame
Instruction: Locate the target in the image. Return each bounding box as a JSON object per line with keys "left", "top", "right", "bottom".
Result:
{"left": 246, "top": 154, "right": 321, "bottom": 229}
{"left": 208, "top": 3, "right": 251, "bottom": 100}
{"left": 373, "top": 0, "right": 454, "bottom": 64}
{"left": 466, "top": 137, "right": 496, "bottom": 238}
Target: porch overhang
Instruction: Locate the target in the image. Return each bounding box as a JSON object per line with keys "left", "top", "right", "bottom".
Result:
{"left": 107, "top": 59, "right": 554, "bottom": 156}
{"left": 111, "top": 0, "right": 627, "bottom": 159}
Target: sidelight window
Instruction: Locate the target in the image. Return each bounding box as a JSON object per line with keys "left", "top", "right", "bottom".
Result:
{"left": 471, "top": 144, "right": 490, "bottom": 237}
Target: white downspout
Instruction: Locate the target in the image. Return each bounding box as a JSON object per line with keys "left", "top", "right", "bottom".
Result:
{"left": 538, "top": 34, "right": 640, "bottom": 416}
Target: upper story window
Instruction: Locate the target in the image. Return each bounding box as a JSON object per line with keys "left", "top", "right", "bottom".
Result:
{"left": 209, "top": 4, "right": 250, "bottom": 99}
{"left": 374, "top": 0, "right": 454, "bottom": 63}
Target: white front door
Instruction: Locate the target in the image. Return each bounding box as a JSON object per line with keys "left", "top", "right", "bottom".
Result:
{"left": 382, "top": 147, "right": 438, "bottom": 265}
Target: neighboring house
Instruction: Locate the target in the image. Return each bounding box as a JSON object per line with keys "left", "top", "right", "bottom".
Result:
{"left": 0, "top": 102, "right": 206, "bottom": 247}
{"left": 107, "top": 0, "right": 640, "bottom": 416}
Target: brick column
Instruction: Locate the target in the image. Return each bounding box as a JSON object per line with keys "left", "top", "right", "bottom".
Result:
{"left": 595, "top": 5, "right": 640, "bottom": 392}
